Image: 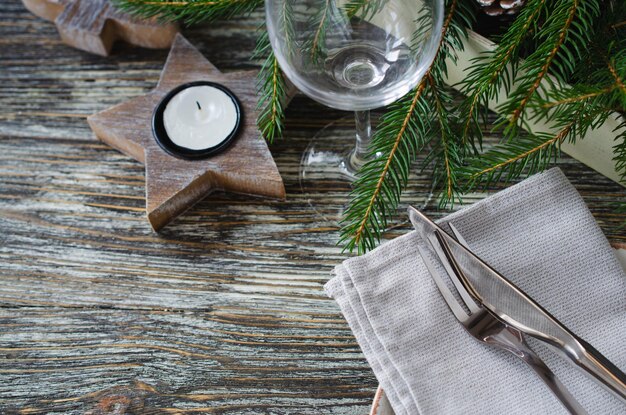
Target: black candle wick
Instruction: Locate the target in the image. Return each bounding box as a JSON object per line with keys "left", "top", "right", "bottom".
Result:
{"left": 196, "top": 101, "right": 202, "bottom": 110}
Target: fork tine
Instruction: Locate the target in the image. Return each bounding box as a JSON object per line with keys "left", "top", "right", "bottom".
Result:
{"left": 433, "top": 230, "right": 484, "bottom": 305}
{"left": 427, "top": 232, "right": 481, "bottom": 314}
{"left": 443, "top": 223, "right": 477, "bottom": 310}
{"left": 417, "top": 245, "right": 469, "bottom": 321}
{"left": 448, "top": 223, "right": 469, "bottom": 249}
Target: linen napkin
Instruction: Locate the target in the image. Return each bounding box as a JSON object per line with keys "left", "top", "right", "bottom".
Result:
{"left": 325, "top": 168, "right": 626, "bottom": 415}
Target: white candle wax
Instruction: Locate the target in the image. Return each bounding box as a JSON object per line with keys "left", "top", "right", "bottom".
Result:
{"left": 163, "top": 85, "right": 239, "bottom": 150}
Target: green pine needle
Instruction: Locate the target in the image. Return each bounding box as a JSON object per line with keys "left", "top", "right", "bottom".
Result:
{"left": 459, "top": 0, "right": 547, "bottom": 144}
{"left": 497, "top": 0, "right": 600, "bottom": 135}
{"left": 112, "top": 0, "right": 263, "bottom": 24}
{"left": 339, "top": 81, "right": 433, "bottom": 254}
{"left": 343, "top": 0, "right": 385, "bottom": 19}
{"left": 253, "top": 29, "right": 289, "bottom": 143}
{"left": 614, "top": 119, "right": 626, "bottom": 183}
{"left": 426, "top": 73, "right": 463, "bottom": 208}
{"left": 462, "top": 127, "right": 568, "bottom": 188}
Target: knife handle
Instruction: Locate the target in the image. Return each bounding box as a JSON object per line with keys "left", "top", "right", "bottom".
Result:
{"left": 576, "top": 338, "right": 626, "bottom": 403}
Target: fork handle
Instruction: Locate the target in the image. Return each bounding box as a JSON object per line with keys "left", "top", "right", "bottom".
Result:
{"left": 494, "top": 330, "right": 588, "bottom": 415}
{"left": 521, "top": 349, "right": 589, "bottom": 415}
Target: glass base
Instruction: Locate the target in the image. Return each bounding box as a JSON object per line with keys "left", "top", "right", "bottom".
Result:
{"left": 299, "top": 115, "right": 438, "bottom": 225}
{"left": 300, "top": 116, "right": 374, "bottom": 224}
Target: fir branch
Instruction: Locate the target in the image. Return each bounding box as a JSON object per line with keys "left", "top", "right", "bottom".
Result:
{"left": 427, "top": 73, "right": 462, "bottom": 206}
{"left": 253, "top": 29, "right": 288, "bottom": 143}
{"left": 113, "top": 0, "right": 263, "bottom": 24}
{"left": 539, "top": 86, "right": 615, "bottom": 109}
{"left": 460, "top": 0, "right": 622, "bottom": 195}
{"left": 499, "top": 0, "right": 600, "bottom": 131}
{"left": 306, "top": 0, "right": 334, "bottom": 62}
{"left": 530, "top": 83, "right": 615, "bottom": 125}
{"left": 252, "top": 0, "right": 294, "bottom": 142}
{"left": 312, "top": 0, "right": 330, "bottom": 53}
{"left": 460, "top": 0, "right": 547, "bottom": 142}
{"left": 341, "top": 81, "right": 431, "bottom": 254}
{"left": 508, "top": 0, "right": 579, "bottom": 125}
{"left": 344, "top": 0, "right": 385, "bottom": 19}
{"left": 614, "top": 119, "right": 626, "bottom": 183}
{"left": 464, "top": 84, "right": 613, "bottom": 187}
{"left": 340, "top": 0, "right": 474, "bottom": 254}
{"left": 463, "top": 122, "right": 573, "bottom": 188}
{"left": 607, "top": 58, "right": 626, "bottom": 96}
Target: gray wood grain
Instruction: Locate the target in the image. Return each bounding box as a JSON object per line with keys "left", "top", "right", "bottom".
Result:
{"left": 0, "top": 1, "right": 624, "bottom": 413}
{"left": 21, "top": 0, "right": 178, "bottom": 56}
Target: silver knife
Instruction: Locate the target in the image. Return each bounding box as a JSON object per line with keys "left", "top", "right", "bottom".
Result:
{"left": 408, "top": 206, "right": 626, "bottom": 404}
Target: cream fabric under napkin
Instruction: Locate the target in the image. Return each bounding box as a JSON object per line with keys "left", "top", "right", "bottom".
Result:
{"left": 325, "top": 168, "right": 626, "bottom": 415}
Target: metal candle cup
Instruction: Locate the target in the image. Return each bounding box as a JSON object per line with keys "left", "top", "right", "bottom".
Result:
{"left": 152, "top": 81, "right": 242, "bottom": 160}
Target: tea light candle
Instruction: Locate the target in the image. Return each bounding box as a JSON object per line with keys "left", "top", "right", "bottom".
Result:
{"left": 152, "top": 81, "right": 241, "bottom": 159}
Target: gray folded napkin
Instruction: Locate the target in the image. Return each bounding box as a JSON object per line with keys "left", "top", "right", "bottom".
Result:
{"left": 325, "top": 168, "right": 626, "bottom": 415}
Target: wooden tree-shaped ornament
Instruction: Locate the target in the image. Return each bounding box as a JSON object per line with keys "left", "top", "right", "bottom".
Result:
{"left": 22, "top": 0, "right": 178, "bottom": 56}
{"left": 88, "top": 34, "right": 287, "bottom": 231}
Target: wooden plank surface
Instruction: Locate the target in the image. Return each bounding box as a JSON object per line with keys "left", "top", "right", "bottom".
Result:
{"left": 20, "top": 0, "right": 178, "bottom": 56}
{"left": 0, "top": 1, "right": 624, "bottom": 413}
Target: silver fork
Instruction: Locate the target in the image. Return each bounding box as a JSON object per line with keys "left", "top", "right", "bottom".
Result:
{"left": 418, "top": 226, "right": 587, "bottom": 415}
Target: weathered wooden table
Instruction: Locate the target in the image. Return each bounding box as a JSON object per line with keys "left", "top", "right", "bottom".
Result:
{"left": 1, "top": 2, "right": 624, "bottom": 413}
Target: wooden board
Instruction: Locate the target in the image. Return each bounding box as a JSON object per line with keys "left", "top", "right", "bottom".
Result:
{"left": 88, "top": 34, "right": 287, "bottom": 231}
{"left": 21, "top": 0, "right": 178, "bottom": 56}
{"left": 0, "top": 1, "right": 625, "bottom": 413}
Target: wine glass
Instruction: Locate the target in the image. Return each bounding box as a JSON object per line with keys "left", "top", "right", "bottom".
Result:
{"left": 265, "top": 0, "right": 444, "bottom": 220}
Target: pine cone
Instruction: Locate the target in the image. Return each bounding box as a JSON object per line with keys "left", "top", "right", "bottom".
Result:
{"left": 475, "top": 0, "right": 525, "bottom": 16}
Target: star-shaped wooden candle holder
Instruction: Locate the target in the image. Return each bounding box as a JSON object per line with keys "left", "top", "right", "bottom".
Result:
{"left": 22, "top": 0, "right": 178, "bottom": 56}
{"left": 88, "top": 34, "right": 287, "bottom": 231}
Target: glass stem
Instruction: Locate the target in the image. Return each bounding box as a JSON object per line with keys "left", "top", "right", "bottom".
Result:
{"left": 344, "top": 110, "right": 372, "bottom": 177}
